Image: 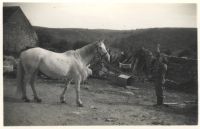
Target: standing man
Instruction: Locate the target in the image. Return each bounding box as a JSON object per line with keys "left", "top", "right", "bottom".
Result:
{"left": 152, "top": 44, "right": 168, "bottom": 106}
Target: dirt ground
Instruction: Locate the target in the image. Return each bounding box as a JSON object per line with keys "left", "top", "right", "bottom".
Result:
{"left": 3, "top": 77, "right": 198, "bottom": 125}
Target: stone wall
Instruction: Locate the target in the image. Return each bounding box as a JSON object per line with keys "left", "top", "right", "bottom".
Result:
{"left": 166, "top": 56, "right": 197, "bottom": 92}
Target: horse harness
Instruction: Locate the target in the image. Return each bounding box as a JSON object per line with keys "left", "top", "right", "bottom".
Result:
{"left": 96, "top": 46, "right": 109, "bottom": 60}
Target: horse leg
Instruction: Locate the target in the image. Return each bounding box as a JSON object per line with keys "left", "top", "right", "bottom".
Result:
{"left": 22, "top": 73, "right": 31, "bottom": 102}
{"left": 60, "top": 80, "right": 71, "bottom": 103}
{"left": 30, "top": 70, "right": 42, "bottom": 103}
{"left": 75, "top": 80, "right": 83, "bottom": 107}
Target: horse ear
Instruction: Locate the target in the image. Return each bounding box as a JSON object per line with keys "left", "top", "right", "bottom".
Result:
{"left": 96, "top": 40, "right": 101, "bottom": 46}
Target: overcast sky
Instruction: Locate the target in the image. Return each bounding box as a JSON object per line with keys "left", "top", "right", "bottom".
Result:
{"left": 4, "top": 2, "right": 197, "bottom": 30}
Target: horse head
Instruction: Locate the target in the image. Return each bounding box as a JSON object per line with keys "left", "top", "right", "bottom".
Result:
{"left": 133, "top": 47, "right": 154, "bottom": 78}
{"left": 96, "top": 40, "right": 110, "bottom": 62}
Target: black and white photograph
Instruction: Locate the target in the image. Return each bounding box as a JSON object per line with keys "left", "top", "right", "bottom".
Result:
{"left": 2, "top": 0, "right": 198, "bottom": 126}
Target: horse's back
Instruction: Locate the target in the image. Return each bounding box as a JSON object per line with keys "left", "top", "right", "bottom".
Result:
{"left": 19, "top": 47, "right": 91, "bottom": 81}
{"left": 20, "top": 47, "right": 55, "bottom": 72}
{"left": 20, "top": 47, "right": 52, "bottom": 58}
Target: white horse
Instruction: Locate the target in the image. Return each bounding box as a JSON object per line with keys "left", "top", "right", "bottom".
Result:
{"left": 16, "top": 40, "right": 110, "bottom": 107}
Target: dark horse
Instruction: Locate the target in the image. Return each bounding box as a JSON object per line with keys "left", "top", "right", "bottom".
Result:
{"left": 132, "top": 46, "right": 168, "bottom": 81}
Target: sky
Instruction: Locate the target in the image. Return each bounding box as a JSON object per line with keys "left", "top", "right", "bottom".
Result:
{"left": 3, "top": 2, "right": 197, "bottom": 30}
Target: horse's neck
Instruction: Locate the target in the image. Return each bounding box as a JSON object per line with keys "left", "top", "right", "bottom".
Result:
{"left": 76, "top": 44, "right": 96, "bottom": 65}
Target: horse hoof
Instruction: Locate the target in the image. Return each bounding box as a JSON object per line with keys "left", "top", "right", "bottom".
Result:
{"left": 60, "top": 96, "right": 66, "bottom": 104}
{"left": 34, "top": 97, "right": 42, "bottom": 103}
{"left": 60, "top": 100, "right": 66, "bottom": 104}
{"left": 22, "top": 98, "right": 30, "bottom": 102}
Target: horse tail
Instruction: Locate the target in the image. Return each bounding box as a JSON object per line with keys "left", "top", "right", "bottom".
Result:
{"left": 16, "top": 59, "right": 24, "bottom": 96}
{"left": 16, "top": 46, "right": 34, "bottom": 95}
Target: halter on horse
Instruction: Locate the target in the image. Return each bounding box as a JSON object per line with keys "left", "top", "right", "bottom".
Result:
{"left": 16, "top": 40, "right": 110, "bottom": 107}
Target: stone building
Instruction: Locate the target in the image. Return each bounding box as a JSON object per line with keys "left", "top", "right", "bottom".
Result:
{"left": 3, "top": 6, "right": 38, "bottom": 57}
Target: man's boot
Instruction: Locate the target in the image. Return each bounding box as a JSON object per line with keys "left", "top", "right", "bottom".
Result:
{"left": 153, "top": 97, "right": 163, "bottom": 107}
{"left": 157, "top": 97, "right": 163, "bottom": 105}
{"left": 154, "top": 97, "right": 169, "bottom": 107}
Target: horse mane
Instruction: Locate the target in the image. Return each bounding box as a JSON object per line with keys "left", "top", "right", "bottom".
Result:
{"left": 76, "top": 41, "right": 98, "bottom": 53}
{"left": 74, "top": 41, "right": 98, "bottom": 65}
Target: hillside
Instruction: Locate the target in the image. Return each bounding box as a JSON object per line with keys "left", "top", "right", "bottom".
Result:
{"left": 34, "top": 26, "right": 134, "bottom": 51}
{"left": 34, "top": 27, "right": 197, "bottom": 58}
{"left": 114, "top": 28, "right": 197, "bottom": 58}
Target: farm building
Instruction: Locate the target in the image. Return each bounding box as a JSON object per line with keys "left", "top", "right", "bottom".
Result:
{"left": 3, "top": 6, "right": 38, "bottom": 56}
